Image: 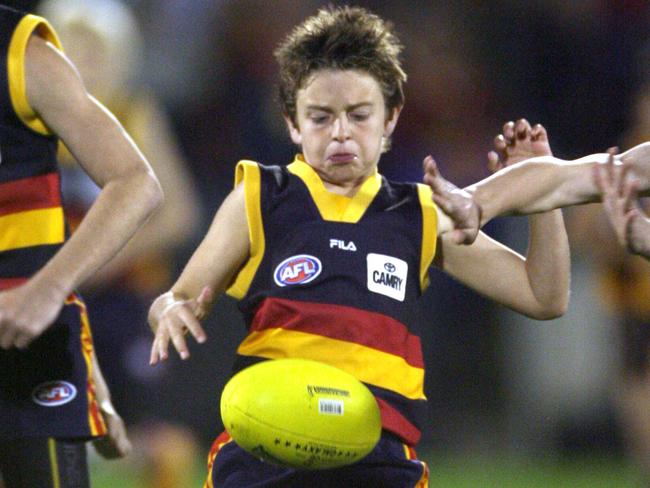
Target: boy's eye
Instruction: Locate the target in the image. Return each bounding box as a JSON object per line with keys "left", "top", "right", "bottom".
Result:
{"left": 309, "top": 114, "right": 329, "bottom": 124}
{"left": 350, "top": 112, "right": 370, "bottom": 121}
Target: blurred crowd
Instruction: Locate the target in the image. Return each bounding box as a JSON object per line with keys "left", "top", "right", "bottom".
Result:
{"left": 6, "top": 0, "right": 650, "bottom": 480}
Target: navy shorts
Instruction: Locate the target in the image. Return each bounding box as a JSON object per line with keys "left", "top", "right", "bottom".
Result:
{"left": 205, "top": 431, "right": 429, "bottom": 487}
{"left": 0, "top": 295, "right": 106, "bottom": 439}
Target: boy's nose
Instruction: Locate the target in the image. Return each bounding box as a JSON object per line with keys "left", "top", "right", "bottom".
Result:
{"left": 332, "top": 115, "right": 350, "bottom": 141}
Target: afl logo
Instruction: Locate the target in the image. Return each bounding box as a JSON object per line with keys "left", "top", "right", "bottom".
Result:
{"left": 32, "top": 381, "right": 77, "bottom": 407}
{"left": 274, "top": 254, "right": 322, "bottom": 287}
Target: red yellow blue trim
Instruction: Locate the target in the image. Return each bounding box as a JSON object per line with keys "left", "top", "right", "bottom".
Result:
{"left": 65, "top": 294, "right": 106, "bottom": 437}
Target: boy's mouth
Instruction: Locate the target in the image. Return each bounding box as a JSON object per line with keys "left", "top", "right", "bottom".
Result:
{"left": 328, "top": 153, "right": 357, "bottom": 163}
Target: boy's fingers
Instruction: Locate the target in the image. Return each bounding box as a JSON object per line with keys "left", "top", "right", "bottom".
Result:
{"left": 514, "top": 118, "right": 530, "bottom": 139}
{"left": 169, "top": 326, "right": 189, "bottom": 360}
{"left": 176, "top": 306, "right": 207, "bottom": 343}
{"left": 502, "top": 121, "right": 515, "bottom": 142}
{"left": 487, "top": 151, "right": 501, "bottom": 173}
{"left": 531, "top": 124, "right": 547, "bottom": 141}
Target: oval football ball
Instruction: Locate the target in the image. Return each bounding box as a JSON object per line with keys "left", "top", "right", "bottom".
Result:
{"left": 220, "top": 358, "right": 381, "bottom": 470}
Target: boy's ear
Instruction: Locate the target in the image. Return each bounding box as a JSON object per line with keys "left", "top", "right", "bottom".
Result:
{"left": 384, "top": 106, "right": 402, "bottom": 138}
{"left": 284, "top": 114, "right": 302, "bottom": 145}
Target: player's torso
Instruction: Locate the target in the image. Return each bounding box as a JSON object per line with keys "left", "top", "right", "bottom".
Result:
{"left": 0, "top": 6, "right": 66, "bottom": 286}
{"left": 230, "top": 159, "right": 436, "bottom": 446}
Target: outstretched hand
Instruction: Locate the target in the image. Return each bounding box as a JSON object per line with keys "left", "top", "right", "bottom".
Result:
{"left": 148, "top": 286, "right": 213, "bottom": 365}
{"left": 488, "top": 119, "right": 552, "bottom": 171}
{"left": 423, "top": 155, "right": 481, "bottom": 245}
{"left": 594, "top": 148, "right": 650, "bottom": 258}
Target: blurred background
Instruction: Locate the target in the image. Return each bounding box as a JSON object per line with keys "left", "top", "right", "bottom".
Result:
{"left": 5, "top": 0, "right": 650, "bottom": 486}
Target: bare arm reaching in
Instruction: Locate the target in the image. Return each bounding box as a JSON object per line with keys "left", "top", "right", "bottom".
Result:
{"left": 425, "top": 129, "right": 650, "bottom": 241}
{"left": 429, "top": 119, "right": 570, "bottom": 320}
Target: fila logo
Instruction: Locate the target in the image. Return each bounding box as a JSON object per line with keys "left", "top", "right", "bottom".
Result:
{"left": 329, "top": 239, "right": 357, "bottom": 251}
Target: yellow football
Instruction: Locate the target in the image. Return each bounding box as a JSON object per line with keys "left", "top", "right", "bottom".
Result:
{"left": 220, "top": 358, "right": 381, "bottom": 469}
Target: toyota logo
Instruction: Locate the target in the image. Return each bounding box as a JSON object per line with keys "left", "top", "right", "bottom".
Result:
{"left": 384, "top": 262, "right": 396, "bottom": 273}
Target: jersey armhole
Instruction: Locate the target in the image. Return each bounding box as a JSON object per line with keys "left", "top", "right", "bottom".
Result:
{"left": 226, "top": 160, "right": 265, "bottom": 299}
{"left": 416, "top": 184, "right": 438, "bottom": 292}
{"left": 8, "top": 14, "right": 62, "bottom": 135}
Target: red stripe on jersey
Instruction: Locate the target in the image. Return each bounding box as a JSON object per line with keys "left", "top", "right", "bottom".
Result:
{"left": 0, "top": 277, "right": 28, "bottom": 290}
{"left": 0, "top": 173, "right": 61, "bottom": 217}
{"left": 375, "top": 397, "right": 421, "bottom": 446}
{"left": 250, "top": 297, "right": 424, "bottom": 368}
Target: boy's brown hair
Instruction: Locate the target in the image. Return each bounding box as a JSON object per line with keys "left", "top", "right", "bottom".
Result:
{"left": 274, "top": 5, "right": 406, "bottom": 126}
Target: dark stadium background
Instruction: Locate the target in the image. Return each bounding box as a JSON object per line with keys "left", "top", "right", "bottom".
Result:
{"left": 5, "top": 0, "right": 649, "bottom": 486}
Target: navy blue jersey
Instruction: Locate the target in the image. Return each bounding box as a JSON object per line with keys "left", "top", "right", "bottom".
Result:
{"left": 0, "top": 5, "right": 66, "bottom": 284}
{"left": 0, "top": 6, "right": 105, "bottom": 439}
{"left": 226, "top": 155, "right": 439, "bottom": 446}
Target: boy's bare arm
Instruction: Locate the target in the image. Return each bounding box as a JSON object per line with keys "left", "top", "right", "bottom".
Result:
{"left": 148, "top": 185, "right": 250, "bottom": 364}
{"left": 470, "top": 143, "right": 650, "bottom": 225}
{"left": 0, "top": 36, "right": 162, "bottom": 350}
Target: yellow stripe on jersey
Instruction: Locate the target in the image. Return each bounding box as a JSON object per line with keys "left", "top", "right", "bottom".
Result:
{"left": 416, "top": 184, "right": 438, "bottom": 291}
{"left": 287, "top": 155, "right": 381, "bottom": 223}
{"left": 47, "top": 438, "right": 61, "bottom": 488}
{"left": 0, "top": 207, "right": 64, "bottom": 251}
{"left": 8, "top": 14, "right": 62, "bottom": 135}
{"left": 237, "top": 328, "right": 426, "bottom": 400}
{"left": 226, "top": 161, "right": 264, "bottom": 300}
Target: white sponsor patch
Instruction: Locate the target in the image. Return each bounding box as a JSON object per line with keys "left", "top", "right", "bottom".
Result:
{"left": 366, "top": 253, "right": 407, "bottom": 301}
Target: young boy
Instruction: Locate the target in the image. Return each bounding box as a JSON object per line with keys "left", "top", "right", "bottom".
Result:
{"left": 148, "top": 6, "right": 570, "bottom": 487}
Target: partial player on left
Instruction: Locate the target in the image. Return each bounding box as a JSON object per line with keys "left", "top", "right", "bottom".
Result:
{"left": 0, "top": 4, "right": 161, "bottom": 488}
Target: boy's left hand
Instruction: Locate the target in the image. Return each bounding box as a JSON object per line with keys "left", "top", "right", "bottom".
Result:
{"left": 488, "top": 119, "right": 552, "bottom": 171}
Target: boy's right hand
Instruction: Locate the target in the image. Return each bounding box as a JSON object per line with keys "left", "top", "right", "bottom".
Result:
{"left": 488, "top": 119, "right": 553, "bottom": 171}
{"left": 594, "top": 150, "right": 650, "bottom": 258}
{"left": 148, "top": 287, "right": 212, "bottom": 364}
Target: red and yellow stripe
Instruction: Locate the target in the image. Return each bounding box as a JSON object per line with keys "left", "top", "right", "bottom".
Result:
{"left": 65, "top": 294, "right": 106, "bottom": 436}
{"left": 204, "top": 431, "right": 234, "bottom": 488}
{"left": 237, "top": 297, "right": 425, "bottom": 400}
{"left": 0, "top": 173, "right": 65, "bottom": 252}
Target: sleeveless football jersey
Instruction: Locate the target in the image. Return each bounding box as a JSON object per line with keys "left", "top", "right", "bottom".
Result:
{"left": 227, "top": 155, "right": 438, "bottom": 446}
{"left": 0, "top": 5, "right": 105, "bottom": 439}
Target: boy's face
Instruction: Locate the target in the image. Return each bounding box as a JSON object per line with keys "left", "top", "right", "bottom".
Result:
{"left": 286, "top": 69, "right": 400, "bottom": 191}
